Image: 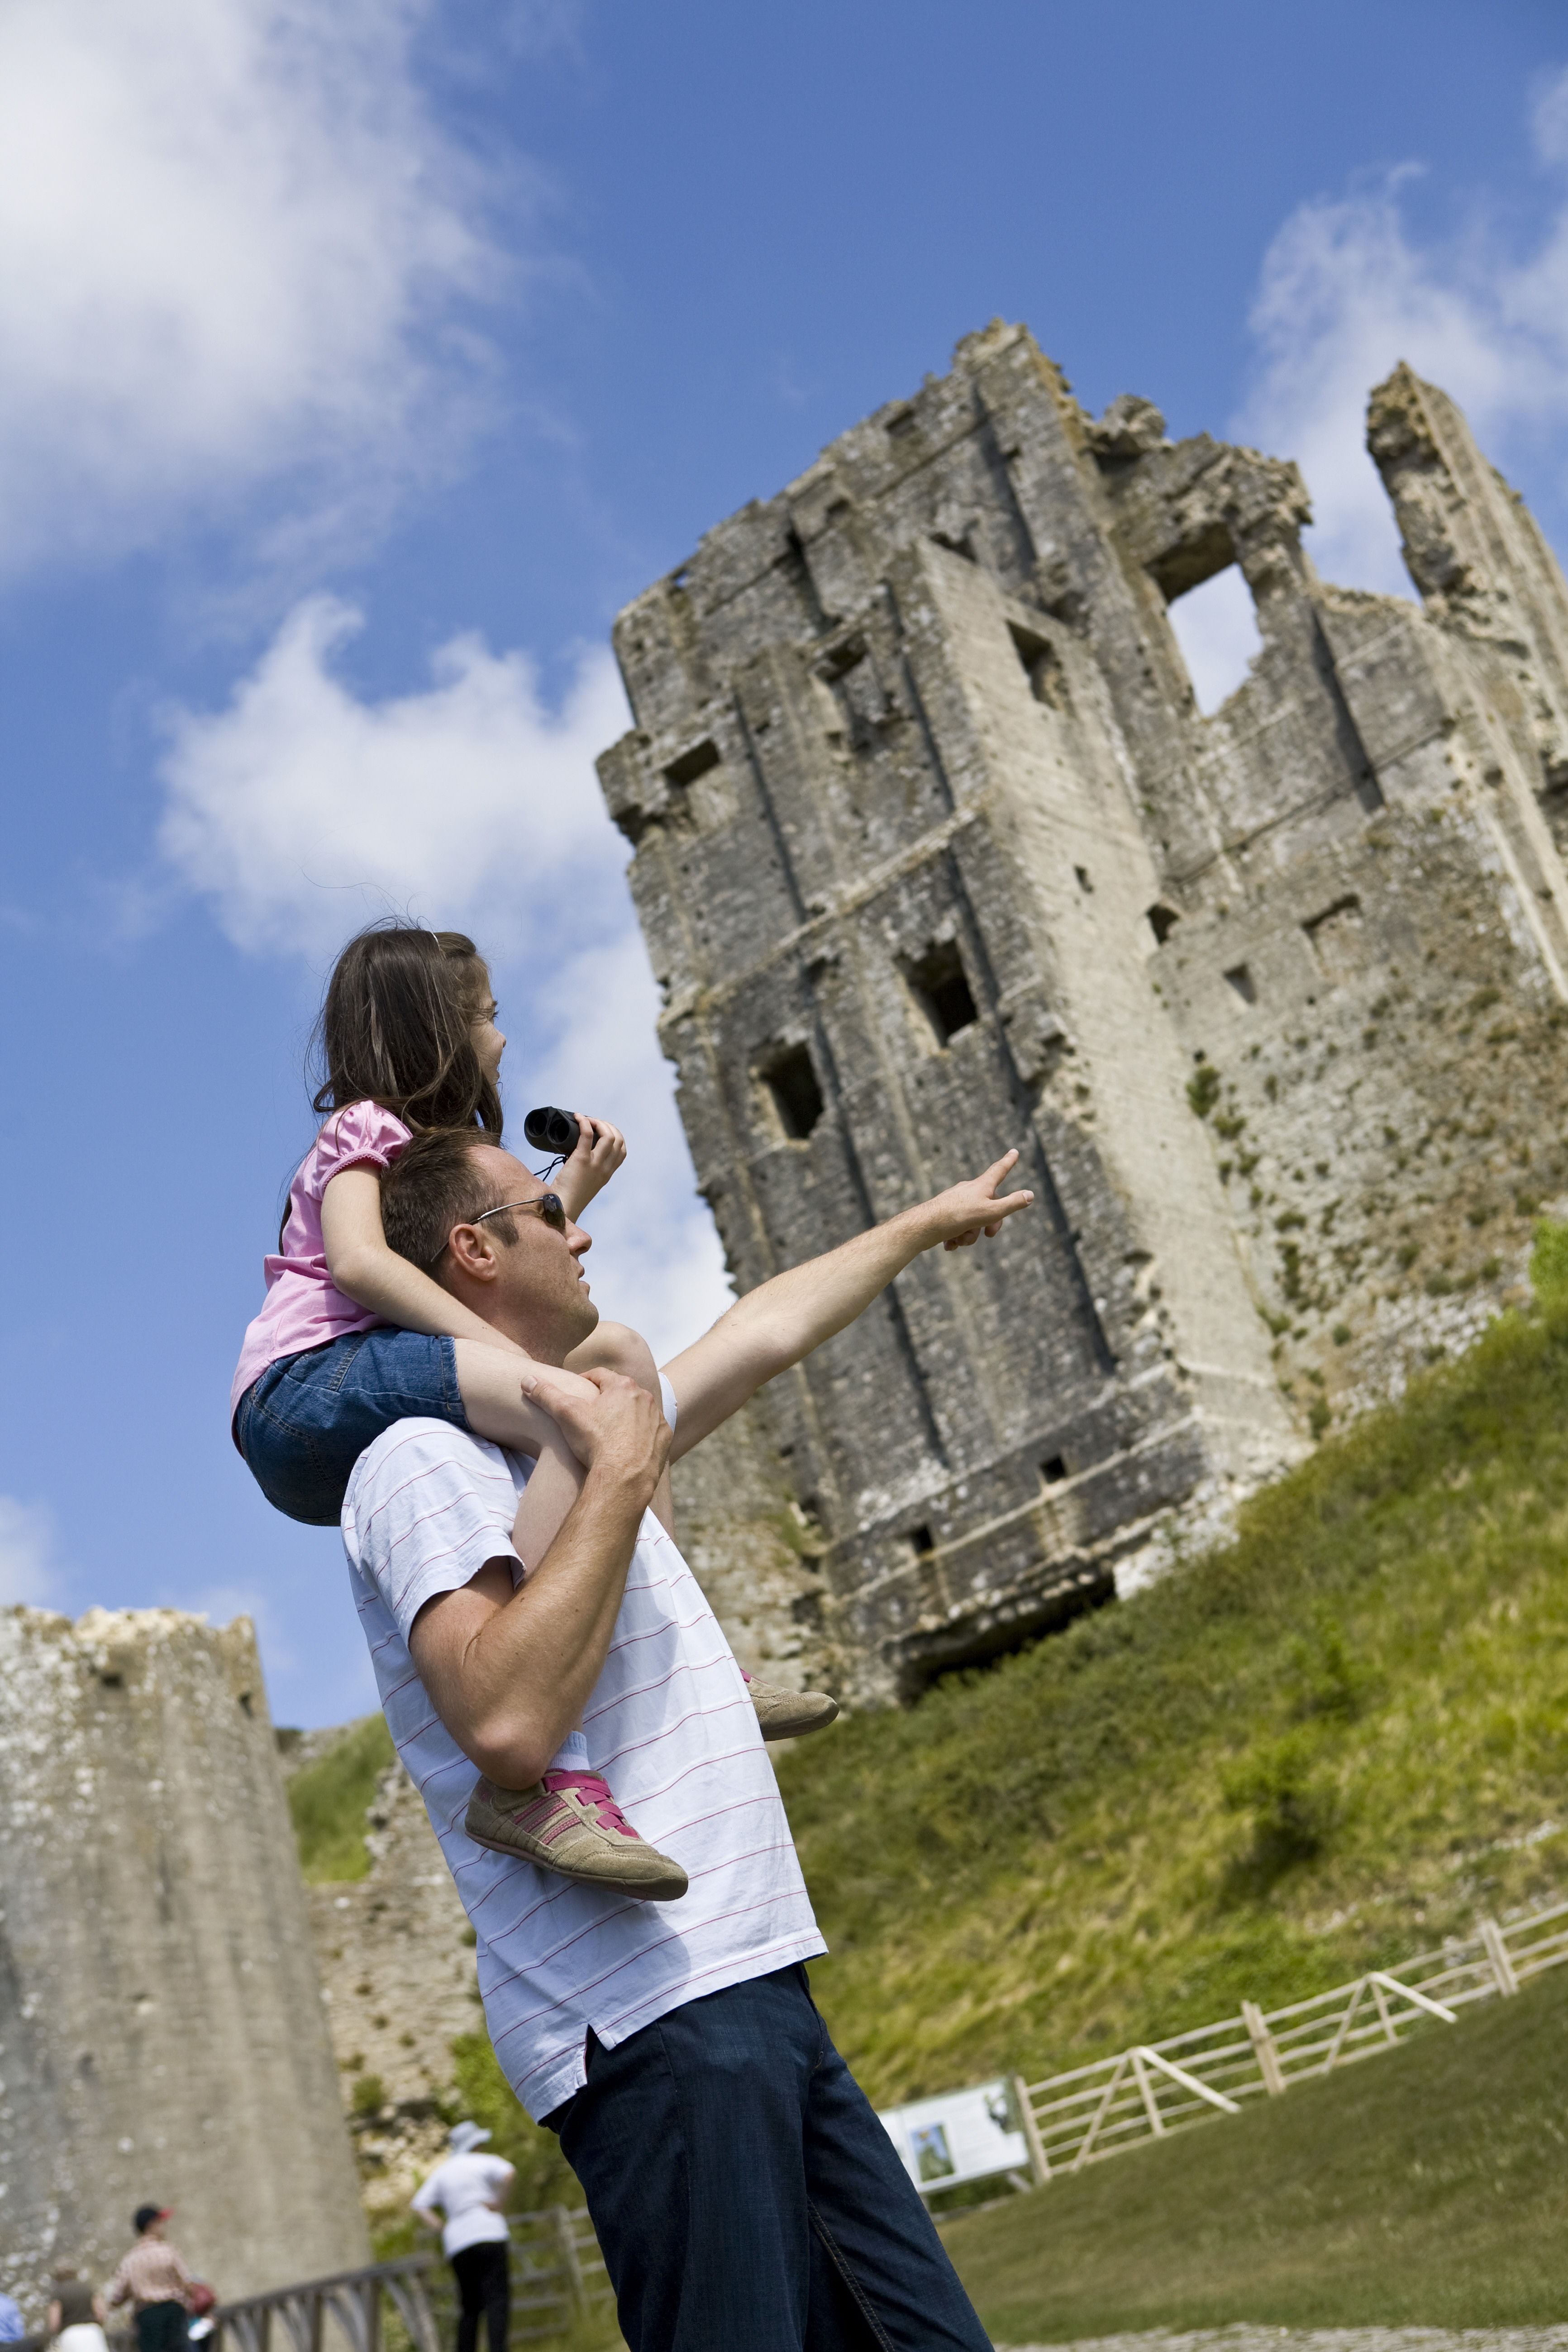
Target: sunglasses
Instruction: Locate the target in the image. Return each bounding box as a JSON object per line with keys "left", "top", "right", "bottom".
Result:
{"left": 469, "top": 1192, "right": 567, "bottom": 1235}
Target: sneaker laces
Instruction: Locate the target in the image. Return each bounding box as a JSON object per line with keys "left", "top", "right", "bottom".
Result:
{"left": 542, "top": 1769, "right": 640, "bottom": 1841}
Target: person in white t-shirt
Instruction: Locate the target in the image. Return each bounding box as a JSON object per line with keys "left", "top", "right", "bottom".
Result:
{"left": 352, "top": 1126, "right": 1034, "bottom": 2352}
{"left": 411, "top": 2123, "right": 515, "bottom": 2352}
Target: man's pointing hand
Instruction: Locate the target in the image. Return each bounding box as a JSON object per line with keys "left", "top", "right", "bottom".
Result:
{"left": 927, "top": 1149, "right": 1036, "bottom": 1251}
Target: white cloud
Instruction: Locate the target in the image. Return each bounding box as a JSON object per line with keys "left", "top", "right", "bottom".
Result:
{"left": 0, "top": 0, "right": 504, "bottom": 575}
{"left": 0, "top": 1498, "right": 59, "bottom": 1608}
{"left": 158, "top": 597, "right": 631, "bottom": 958}
{"left": 160, "top": 598, "right": 734, "bottom": 1361}
{"left": 1237, "top": 70, "right": 1568, "bottom": 597}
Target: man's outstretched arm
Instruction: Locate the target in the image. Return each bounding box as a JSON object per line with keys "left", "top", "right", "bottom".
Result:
{"left": 661, "top": 1150, "right": 1034, "bottom": 1460}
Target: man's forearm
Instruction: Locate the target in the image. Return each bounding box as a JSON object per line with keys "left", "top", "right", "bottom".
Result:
{"left": 662, "top": 1154, "right": 1034, "bottom": 1454}
{"left": 663, "top": 1214, "right": 926, "bottom": 1453}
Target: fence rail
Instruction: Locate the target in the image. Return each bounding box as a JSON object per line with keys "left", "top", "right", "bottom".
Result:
{"left": 1009, "top": 1894, "right": 1568, "bottom": 2185}
{"left": 210, "top": 2213, "right": 614, "bottom": 2352}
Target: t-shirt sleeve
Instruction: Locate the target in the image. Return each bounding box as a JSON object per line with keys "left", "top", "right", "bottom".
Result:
{"left": 304, "top": 1102, "right": 413, "bottom": 1201}
{"left": 352, "top": 1425, "right": 523, "bottom": 1643}
{"left": 410, "top": 2169, "right": 443, "bottom": 2216}
{"left": 659, "top": 1371, "right": 678, "bottom": 1431}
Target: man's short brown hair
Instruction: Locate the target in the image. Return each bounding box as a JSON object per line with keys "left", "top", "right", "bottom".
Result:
{"left": 379, "top": 1128, "right": 515, "bottom": 1270}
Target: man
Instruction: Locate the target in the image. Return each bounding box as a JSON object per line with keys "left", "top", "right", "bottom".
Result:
{"left": 411, "top": 2123, "right": 515, "bottom": 2352}
{"left": 348, "top": 1128, "right": 1034, "bottom": 2352}
{"left": 105, "top": 2210, "right": 191, "bottom": 2352}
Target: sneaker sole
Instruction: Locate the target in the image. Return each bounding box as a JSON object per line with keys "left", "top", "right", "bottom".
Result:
{"left": 466, "top": 1824, "right": 688, "bottom": 1901}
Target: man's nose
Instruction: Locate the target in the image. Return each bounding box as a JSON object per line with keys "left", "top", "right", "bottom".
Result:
{"left": 567, "top": 1220, "right": 591, "bottom": 1257}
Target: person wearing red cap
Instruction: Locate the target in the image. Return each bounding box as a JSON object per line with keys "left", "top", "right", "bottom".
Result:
{"left": 105, "top": 2210, "right": 192, "bottom": 2352}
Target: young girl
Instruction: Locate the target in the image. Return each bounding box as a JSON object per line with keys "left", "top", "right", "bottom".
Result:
{"left": 233, "top": 922, "right": 833, "bottom": 1903}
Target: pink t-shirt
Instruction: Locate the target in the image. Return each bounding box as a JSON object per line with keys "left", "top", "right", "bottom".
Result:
{"left": 230, "top": 1102, "right": 413, "bottom": 1420}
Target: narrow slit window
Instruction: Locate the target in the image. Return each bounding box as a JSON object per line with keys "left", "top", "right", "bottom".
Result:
{"left": 1008, "top": 620, "right": 1069, "bottom": 712}
{"left": 1148, "top": 905, "right": 1180, "bottom": 947}
{"left": 1040, "top": 1456, "right": 1068, "bottom": 1487}
{"left": 760, "top": 1044, "right": 824, "bottom": 1140}
{"left": 1224, "top": 964, "right": 1257, "bottom": 1005}
{"left": 905, "top": 940, "right": 978, "bottom": 1044}
{"left": 907, "top": 1524, "right": 935, "bottom": 1557}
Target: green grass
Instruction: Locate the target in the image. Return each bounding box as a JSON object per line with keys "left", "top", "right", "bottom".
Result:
{"left": 287, "top": 1713, "right": 395, "bottom": 1882}
{"left": 780, "top": 1271, "right": 1568, "bottom": 2110}
{"left": 944, "top": 1958, "right": 1568, "bottom": 2338}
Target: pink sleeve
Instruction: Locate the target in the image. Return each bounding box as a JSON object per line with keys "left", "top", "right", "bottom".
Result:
{"left": 303, "top": 1103, "right": 413, "bottom": 1202}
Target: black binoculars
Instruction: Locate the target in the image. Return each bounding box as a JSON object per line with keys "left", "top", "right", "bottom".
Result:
{"left": 524, "top": 1105, "right": 581, "bottom": 1158}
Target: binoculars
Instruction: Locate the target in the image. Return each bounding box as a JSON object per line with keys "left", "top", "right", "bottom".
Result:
{"left": 524, "top": 1105, "right": 581, "bottom": 1158}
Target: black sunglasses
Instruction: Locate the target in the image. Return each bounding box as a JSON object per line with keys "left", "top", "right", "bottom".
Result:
{"left": 470, "top": 1192, "right": 567, "bottom": 1235}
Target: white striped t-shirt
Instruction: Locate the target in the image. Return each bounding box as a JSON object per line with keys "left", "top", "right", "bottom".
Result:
{"left": 341, "top": 1419, "right": 826, "bottom": 2121}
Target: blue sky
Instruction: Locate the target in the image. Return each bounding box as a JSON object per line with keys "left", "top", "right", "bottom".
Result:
{"left": 4, "top": 0, "right": 1568, "bottom": 1728}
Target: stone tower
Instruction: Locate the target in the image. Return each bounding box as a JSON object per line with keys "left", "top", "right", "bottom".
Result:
{"left": 610, "top": 326, "right": 1568, "bottom": 1704}
{"left": 0, "top": 1608, "right": 367, "bottom": 2319}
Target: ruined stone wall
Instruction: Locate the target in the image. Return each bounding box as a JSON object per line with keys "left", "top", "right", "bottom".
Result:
{"left": 0, "top": 1609, "right": 367, "bottom": 2322}
{"left": 290, "top": 1746, "right": 479, "bottom": 2232}
{"left": 599, "top": 325, "right": 1568, "bottom": 1703}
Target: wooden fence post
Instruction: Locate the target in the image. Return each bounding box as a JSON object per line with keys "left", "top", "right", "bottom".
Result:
{"left": 1480, "top": 1916, "right": 1520, "bottom": 1996}
{"left": 1242, "top": 2000, "right": 1286, "bottom": 2095}
{"left": 549, "top": 2205, "right": 586, "bottom": 2318}
{"left": 1012, "top": 2073, "right": 1051, "bottom": 2185}
{"left": 1129, "top": 2047, "right": 1166, "bottom": 2137}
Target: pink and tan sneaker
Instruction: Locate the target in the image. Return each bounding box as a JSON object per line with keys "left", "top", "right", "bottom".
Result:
{"left": 464, "top": 1769, "right": 688, "bottom": 1901}
{"left": 742, "top": 1672, "right": 839, "bottom": 1739}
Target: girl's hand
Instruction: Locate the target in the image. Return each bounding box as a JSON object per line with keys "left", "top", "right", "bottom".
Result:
{"left": 553, "top": 1114, "right": 628, "bottom": 1219}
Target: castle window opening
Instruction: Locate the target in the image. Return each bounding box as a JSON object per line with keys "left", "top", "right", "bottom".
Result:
{"left": 907, "top": 1524, "right": 935, "bottom": 1557}
{"left": 1148, "top": 905, "right": 1180, "bottom": 947}
{"left": 1304, "top": 895, "right": 1365, "bottom": 985}
{"left": 664, "top": 738, "right": 721, "bottom": 788}
{"left": 1224, "top": 964, "right": 1258, "bottom": 1005}
{"left": 759, "top": 1043, "right": 825, "bottom": 1140}
{"left": 1075, "top": 866, "right": 1093, "bottom": 893}
{"left": 1162, "top": 559, "right": 1263, "bottom": 716}
{"left": 1007, "top": 618, "right": 1069, "bottom": 711}
{"left": 905, "top": 939, "right": 978, "bottom": 1044}
{"left": 1039, "top": 1455, "right": 1069, "bottom": 1486}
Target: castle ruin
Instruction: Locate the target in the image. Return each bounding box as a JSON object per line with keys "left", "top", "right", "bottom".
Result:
{"left": 609, "top": 324, "right": 1568, "bottom": 1704}
{"left": 0, "top": 1607, "right": 367, "bottom": 2321}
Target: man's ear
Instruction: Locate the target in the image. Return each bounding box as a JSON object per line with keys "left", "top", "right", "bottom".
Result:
{"left": 443, "top": 1222, "right": 500, "bottom": 1284}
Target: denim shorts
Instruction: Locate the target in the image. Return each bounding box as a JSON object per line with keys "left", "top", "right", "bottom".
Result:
{"left": 234, "top": 1329, "right": 468, "bottom": 1526}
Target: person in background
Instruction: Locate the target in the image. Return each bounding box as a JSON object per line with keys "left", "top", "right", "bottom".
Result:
{"left": 48, "top": 2269, "right": 106, "bottom": 2352}
{"left": 0, "top": 2291, "right": 24, "bottom": 2342}
{"left": 105, "top": 2210, "right": 191, "bottom": 2352}
{"left": 411, "top": 2123, "right": 515, "bottom": 2352}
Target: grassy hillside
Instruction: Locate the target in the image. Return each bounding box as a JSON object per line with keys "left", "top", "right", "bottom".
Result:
{"left": 779, "top": 1264, "right": 1568, "bottom": 2110}
{"left": 288, "top": 1712, "right": 395, "bottom": 1881}
{"left": 944, "top": 1956, "right": 1568, "bottom": 2338}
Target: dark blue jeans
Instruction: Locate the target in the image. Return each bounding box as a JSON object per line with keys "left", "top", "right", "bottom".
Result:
{"left": 550, "top": 1964, "right": 992, "bottom": 2352}
{"left": 234, "top": 1329, "right": 467, "bottom": 1525}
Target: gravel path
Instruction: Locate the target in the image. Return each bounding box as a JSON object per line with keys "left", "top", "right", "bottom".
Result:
{"left": 1000, "top": 2333, "right": 1568, "bottom": 2352}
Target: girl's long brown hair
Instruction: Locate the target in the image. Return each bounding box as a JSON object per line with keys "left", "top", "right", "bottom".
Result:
{"left": 310, "top": 923, "right": 503, "bottom": 1137}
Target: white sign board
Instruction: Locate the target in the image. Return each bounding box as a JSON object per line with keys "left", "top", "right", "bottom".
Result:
{"left": 878, "top": 2077, "right": 1029, "bottom": 2196}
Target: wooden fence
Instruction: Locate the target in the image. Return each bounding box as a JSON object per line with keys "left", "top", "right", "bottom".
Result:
{"left": 211, "top": 2213, "right": 614, "bottom": 2352}
{"left": 1009, "top": 1893, "right": 1568, "bottom": 2185}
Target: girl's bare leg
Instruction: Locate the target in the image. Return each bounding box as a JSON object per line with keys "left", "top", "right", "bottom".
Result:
{"left": 450, "top": 1340, "right": 590, "bottom": 1572}
{"left": 565, "top": 1321, "right": 676, "bottom": 1533}
{"left": 452, "top": 1335, "right": 660, "bottom": 1775}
